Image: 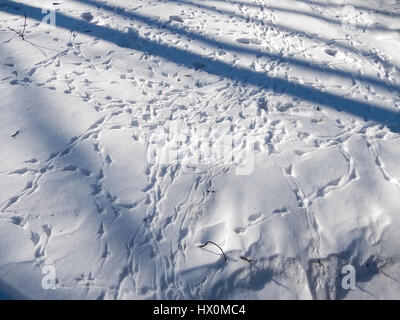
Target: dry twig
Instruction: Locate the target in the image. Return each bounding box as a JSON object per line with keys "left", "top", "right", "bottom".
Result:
{"left": 198, "top": 241, "right": 227, "bottom": 262}
{"left": 8, "top": 13, "right": 27, "bottom": 40}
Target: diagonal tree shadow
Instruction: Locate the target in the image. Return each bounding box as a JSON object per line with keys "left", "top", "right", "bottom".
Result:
{"left": 0, "top": 0, "right": 399, "bottom": 134}
{"left": 208, "top": 0, "right": 400, "bottom": 31}
{"left": 69, "top": 0, "right": 400, "bottom": 95}
{"left": 148, "top": 0, "right": 400, "bottom": 74}
{"left": 154, "top": 0, "right": 399, "bottom": 65}
{"left": 297, "top": 0, "right": 400, "bottom": 18}
{"left": 3, "top": 0, "right": 400, "bottom": 98}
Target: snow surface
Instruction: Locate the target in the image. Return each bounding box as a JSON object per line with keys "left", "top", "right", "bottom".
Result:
{"left": 0, "top": 0, "right": 400, "bottom": 299}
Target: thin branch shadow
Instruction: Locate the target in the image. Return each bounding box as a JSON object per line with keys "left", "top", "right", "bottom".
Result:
{"left": 73, "top": 0, "right": 400, "bottom": 95}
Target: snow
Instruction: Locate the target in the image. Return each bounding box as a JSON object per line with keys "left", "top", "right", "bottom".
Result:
{"left": 0, "top": 0, "right": 400, "bottom": 300}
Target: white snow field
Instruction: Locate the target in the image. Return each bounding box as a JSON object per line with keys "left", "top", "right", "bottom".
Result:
{"left": 0, "top": 0, "right": 400, "bottom": 300}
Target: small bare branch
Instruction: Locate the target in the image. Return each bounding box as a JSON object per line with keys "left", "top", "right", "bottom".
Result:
{"left": 198, "top": 241, "right": 227, "bottom": 262}
{"left": 8, "top": 13, "right": 27, "bottom": 40}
